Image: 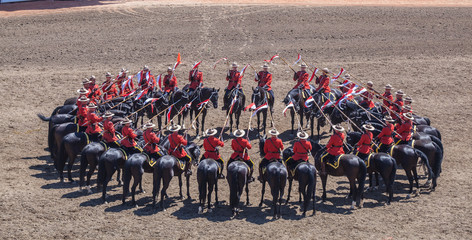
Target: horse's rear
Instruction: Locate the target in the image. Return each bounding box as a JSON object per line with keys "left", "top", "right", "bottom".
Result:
{"left": 98, "top": 148, "right": 125, "bottom": 203}
{"left": 197, "top": 158, "right": 219, "bottom": 214}
{"left": 227, "top": 161, "right": 249, "bottom": 217}
{"left": 265, "top": 161, "right": 288, "bottom": 218}
{"left": 152, "top": 155, "right": 177, "bottom": 210}
{"left": 370, "top": 153, "right": 397, "bottom": 204}
{"left": 79, "top": 142, "right": 106, "bottom": 193}
{"left": 339, "top": 155, "right": 366, "bottom": 209}
{"left": 122, "top": 153, "right": 151, "bottom": 206}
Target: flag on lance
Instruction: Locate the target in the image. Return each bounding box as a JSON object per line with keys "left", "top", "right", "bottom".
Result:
{"left": 121, "top": 76, "right": 133, "bottom": 93}
{"left": 212, "top": 57, "right": 227, "bottom": 70}
{"left": 264, "top": 55, "right": 279, "bottom": 64}
{"left": 330, "top": 68, "right": 345, "bottom": 84}
{"left": 251, "top": 103, "right": 268, "bottom": 117}
{"left": 122, "top": 89, "right": 135, "bottom": 97}
{"left": 304, "top": 96, "right": 315, "bottom": 108}
{"left": 283, "top": 101, "right": 294, "bottom": 117}
{"left": 244, "top": 103, "right": 256, "bottom": 111}
{"left": 293, "top": 53, "right": 301, "bottom": 66}
{"left": 321, "top": 99, "right": 334, "bottom": 110}
{"left": 135, "top": 90, "right": 146, "bottom": 100}
{"left": 156, "top": 74, "right": 162, "bottom": 89}
{"left": 197, "top": 99, "right": 210, "bottom": 110}
{"left": 239, "top": 64, "right": 250, "bottom": 78}
{"left": 308, "top": 68, "right": 319, "bottom": 83}
{"left": 167, "top": 105, "right": 173, "bottom": 122}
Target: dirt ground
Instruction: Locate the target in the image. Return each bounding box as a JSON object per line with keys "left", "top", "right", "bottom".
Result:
{"left": 1, "top": 1, "right": 472, "bottom": 239}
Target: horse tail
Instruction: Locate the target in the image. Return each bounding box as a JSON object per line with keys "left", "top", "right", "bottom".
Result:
{"left": 229, "top": 168, "right": 239, "bottom": 209}
{"left": 430, "top": 135, "right": 443, "bottom": 155}
{"left": 37, "top": 113, "right": 50, "bottom": 122}
{"left": 48, "top": 125, "right": 56, "bottom": 159}
{"left": 56, "top": 138, "right": 66, "bottom": 173}
{"left": 97, "top": 155, "right": 106, "bottom": 189}
{"left": 424, "top": 117, "right": 431, "bottom": 126}
{"left": 389, "top": 156, "right": 397, "bottom": 188}
{"left": 436, "top": 128, "right": 442, "bottom": 141}
{"left": 198, "top": 165, "right": 208, "bottom": 204}
{"left": 357, "top": 158, "right": 367, "bottom": 201}
{"left": 415, "top": 149, "right": 433, "bottom": 180}
{"left": 432, "top": 142, "right": 443, "bottom": 178}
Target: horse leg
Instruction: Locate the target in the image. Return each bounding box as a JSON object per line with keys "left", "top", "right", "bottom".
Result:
{"left": 257, "top": 112, "right": 261, "bottom": 136}
{"left": 286, "top": 179, "right": 293, "bottom": 204}
{"left": 367, "top": 173, "right": 373, "bottom": 191}
{"left": 259, "top": 179, "right": 266, "bottom": 207}
{"left": 349, "top": 177, "right": 357, "bottom": 210}
{"left": 262, "top": 111, "right": 267, "bottom": 135}
{"left": 152, "top": 170, "right": 160, "bottom": 207}
{"left": 67, "top": 152, "right": 75, "bottom": 183}
{"left": 86, "top": 161, "right": 98, "bottom": 194}
{"left": 178, "top": 174, "right": 183, "bottom": 199}
{"left": 290, "top": 110, "right": 295, "bottom": 135}
{"left": 186, "top": 174, "right": 191, "bottom": 199}
{"left": 405, "top": 170, "right": 414, "bottom": 199}
{"left": 321, "top": 174, "right": 328, "bottom": 202}
{"left": 245, "top": 181, "right": 250, "bottom": 206}
{"left": 236, "top": 112, "right": 241, "bottom": 130}
{"left": 229, "top": 113, "right": 233, "bottom": 133}
{"left": 116, "top": 168, "right": 122, "bottom": 186}
{"left": 412, "top": 167, "right": 420, "bottom": 196}
{"left": 374, "top": 172, "right": 380, "bottom": 190}
{"left": 201, "top": 110, "right": 207, "bottom": 136}
{"left": 131, "top": 173, "right": 141, "bottom": 207}
{"left": 79, "top": 155, "right": 87, "bottom": 191}
{"left": 160, "top": 177, "right": 170, "bottom": 211}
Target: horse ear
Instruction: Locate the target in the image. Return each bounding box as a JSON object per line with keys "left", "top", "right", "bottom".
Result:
{"left": 217, "top": 88, "right": 220, "bottom": 92}
{"left": 252, "top": 87, "right": 255, "bottom": 91}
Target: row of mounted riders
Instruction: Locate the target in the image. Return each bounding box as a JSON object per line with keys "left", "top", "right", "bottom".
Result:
{"left": 37, "top": 64, "right": 442, "bottom": 218}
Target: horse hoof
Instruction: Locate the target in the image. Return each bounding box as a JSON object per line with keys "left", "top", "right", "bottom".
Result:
{"left": 406, "top": 194, "right": 411, "bottom": 199}
{"left": 134, "top": 204, "right": 139, "bottom": 208}
{"left": 198, "top": 207, "right": 203, "bottom": 214}
{"left": 365, "top": 187, "right": 371, "bottom": 192}
{"left": 350, "top": 201, "right": 356, "bottom": 210}
{"left": 373, "top": 186, "right": 379, "bottom": 191}
{"left": 208, "top": 208, "right": 212, "bottom": 213}
{"left": 86, "top": 186, "right": 92, "bottom": 194}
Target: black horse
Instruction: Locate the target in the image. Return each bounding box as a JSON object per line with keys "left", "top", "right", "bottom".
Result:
{"left": 79, "top": 141, "right": 108, "bottom": 193}
{"left": 122, "top": 153, "right": 155, "bottom": 206}
{"left": 411, "top": 139, "right": 443, "bottom": 190}
{"left": 56, "top": 131, "right": 89, "bottom": 182}
{"left": 197, "top": 158, "right": 220, "bottom": 214}
{"left": 97, "top": 148, "right": 127, "bottom": 203}
{"left": 250, "top": 86, "right": 274, "bottom": 136}
{"left": 37, "top": 113, "right": 75, "bottom": 159}
{"left": 283, "top": 88, "right": 310, "bottom": 135}
{"left": 51, "top": 122, "right": 78, "bottom": 160}
{"left": 226, "top": 160, "right": 250, "bottom": 217}
{"left": 310, "top": 141, "right": 366, "bottom": 209}
{"left": 281, "top": 147, "right": 317, "bottom": 216}
{"left": 223, "top": 88, "right": 245, "bottom": 133}
{"left": 259, "top": 161, "right": 288, "bottom": 219}
{"left": 166, "top": 90, "right": 190, "bottom": 127}
{"left": 183, "top": 87, "right": 220, "bottom": 137}
{"left": 134, "top": 91, "right": 169, "bottom": 128}
{"left": 152, "top": 143, "right": 200, "bottom": 210}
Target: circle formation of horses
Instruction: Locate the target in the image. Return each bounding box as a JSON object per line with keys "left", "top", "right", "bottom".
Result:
{"left": 38, "top": 55, "right": 443, "bottom": 219}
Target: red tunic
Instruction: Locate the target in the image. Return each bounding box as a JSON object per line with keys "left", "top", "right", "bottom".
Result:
{"left": 315, "top": 75, "right": 330, "bottom": 93}
{"left": 85, "top": 111, "right": 103, "bottom": 134}
{"left": 382, "top": 92, "right": 394, "bottom": 108}
{"left": 357, "top": 132, "right": 373, "bottom": 154}
{"left": 189, "top": 70, "right": 203, "bottom": 89}
{"left": 292, "top": 139, "right": 312, "bottom": 161}
{"left": 101, "top": 81, "right": 118, "bottom": 100}
{"left": 143, "top": 129, "right": 160, "bottom": 153}
{"left": 116, "top": 76, "right": 134, "bottom": 96}
{"left": 77, "top": 106, "right": 88, "bottom": 127}
{"left": 392, "top": 99, "right": 403, "bottom": 113}
{"left": 102, "top": 119, "right": 118, "bottom": 143}
{"left": 230, "top": 137, "right": 252, "bottom": 161}
{"left": 255, "top": 71, "right": 272, "bottom": 91}
{"left": 360, "top": 96, "right": 375, "bottom": 109}
{"left": 137, "top": 71, "right": 156, "bottom": 90}
{"left": 326, "top": 132, "right": 345, "bottom": 156}
{"left": 377, "top": 123, "right": 394, "bottom": 145}
{"left": 264, "top": 137, "right": 284, "bottom": 160}
{"left": 226, "top": 70, "right": 241, "bottom": 90}
{"left": 163, "top": 74, "right": 177, "bottom": 93}
{"left": 396, "top": 120, "right": 412, "bottom": 141}
{"left": 203, "top": 136, "right": 224, "bottom": 160}
{"left": 168, "top": 132, "right": 188, "bottom": 158}
{"left": 293, "top": 71, "right": 310, "bottom": 89}
{"left": 121, "top": 125, "right": 137, "bottom": 147}
{"left": 87, "top": 84, "right": 102, "bottom": 103}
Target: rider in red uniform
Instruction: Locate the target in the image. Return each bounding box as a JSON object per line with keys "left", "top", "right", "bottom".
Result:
{"left": 102, "top": 111, "right": 120, "bottom": 148}
{"left": 76, "top": 96, "right": 90, "bottom": 132}
{"left": 223, "top": 62, "right": 243, "bottom": 110}
{"left": 115, "top": 68, "right": 133, "bottom": 96}
{"left": 293, "top": 64, "right": 310, "bottom": 90}
{"left": 255, "top": 63, "right": 274, "bottom": 100}
{"left": 355, "top": 124, "right": 374, "bottom": 160}
{"left": 228, "top": 129, "right": 254, "bottom": 182}
{"left": 381, "top": 84, "right": 394, "bottom": 114}
{"left": 201, "top": 128, "right": 225, "bottom": 178}
{"left": 121, "top": 118, "right": 142, "bottom": 155}
{"left": 188, "top": 65, "right": 203, "bottom": 92}
{"left": 167, "top": 125, "right": 192, "bottom": 176}
{"left": 321, "top": 125, "right": 345, "bottom": 174}
{"left": 85, "top": 103, "right": 103, "bottom": 142}
{"left": 315, "top": 68, "right": 331, "bottom": 100}
{"left": 87, "top": 76, "right": 102, "bottom": 104}
{"left": 101, "top": 72, "right": 118, "bottom": 101}
{"left": 163, "top": 67, "right": 177, "bottom": 93}
{"left": 143, "top": 122, "right": 162, "bottom": 162}
{"left": 376, "top": 116, "right": 395, "bottom": 153}
{"left": 137, "top": 65, "right": 156, "bottom": 92}
{"left": 395, "top": 112, "right": 414, "bottom": 145}
{"left": 285, "top": 131, "right": 312, "bottom": 178}
{"left": 76, "top": 88, "right": 89, "bottom": 108}
{"left": 391, "top": 90, "right": 405, "bottom": 120}
{"left": 258, "top": 129, "right": 284, "bottom": 182}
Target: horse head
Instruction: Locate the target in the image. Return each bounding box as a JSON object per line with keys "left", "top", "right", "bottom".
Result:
{"left": 186, "top": 142, "right": 201, "bottom": 166}
{"left": 208, "top": 87, "right": 219, "bottom": 109}
{"left": 258, "top": 135, "right": 266, "bottom": 158}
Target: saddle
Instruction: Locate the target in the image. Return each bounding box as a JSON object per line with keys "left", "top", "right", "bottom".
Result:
{"left": 118, "top": 148, "right": 129, "bottom": 161}
{"left": 321, "top": 153, "right": 344, "bottom": 169}
{"left": 176, "top": 158, "right": 186, "bottom": 170}
{"left": 289, "top": 161, "right": 305, "bottom": 177}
